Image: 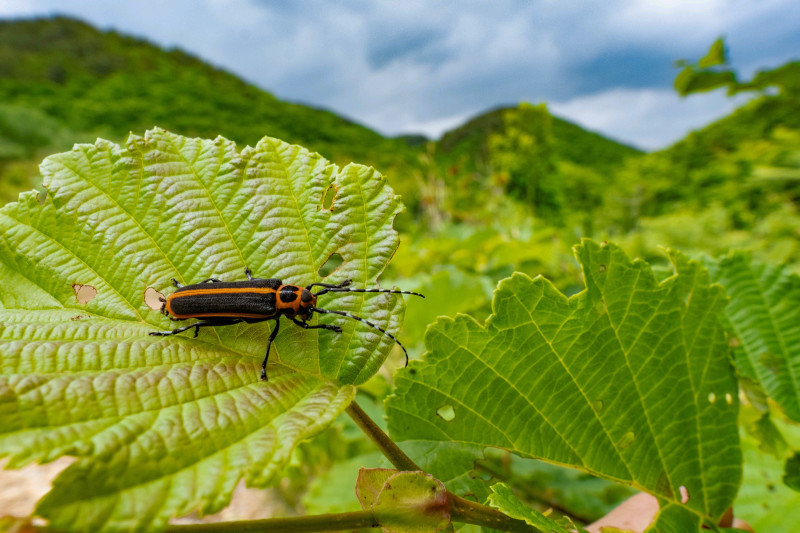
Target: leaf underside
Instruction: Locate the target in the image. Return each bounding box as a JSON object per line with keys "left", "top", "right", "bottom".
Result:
{"left": 386, "top": 241, "right": 741, "bottom": 530}
{"left": 0, "top": 129, "right": 406, "bottom": 531}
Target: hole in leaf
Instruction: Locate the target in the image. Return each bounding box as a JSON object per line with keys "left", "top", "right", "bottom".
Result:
{"left": 71, "top": 315, "right": 88, "bottom": 321}
{"left": 598, "top": 264, "right": 607, "bottom": 273}
{"left": 725, "top": 393, "right": 734, "bottom": 405}
{"left": 321, "top": 184, "right": 337, "bottom": 211}
{"left": 708, "top": 393, "right": 716, "bottom": 403}
{"left": 679, "top": 485, "right": 690, "bottom": 503}
{"left": 144, "top": 287, "right": 165, "bottom": 310}
{"left": 72, "top": 283, "right": 97, "bottom": 304}
{"left": 593, "top": 399, "right": 604, "bottom": 412}
{"left": 436, "top": 405, "right": 455, "bottom": 422}
{"left": 729, "top": 337, "right": 740, "bottom": 348}
{"left": 318, "top": 253, "right": 344, "bottom": 278}
{"left": 617, "top": 431, "right": 635, "bottom": 450}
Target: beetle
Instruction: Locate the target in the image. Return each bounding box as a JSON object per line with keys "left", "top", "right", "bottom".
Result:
{"left": 149, "top": 268, "right": 423, "bottom": 380}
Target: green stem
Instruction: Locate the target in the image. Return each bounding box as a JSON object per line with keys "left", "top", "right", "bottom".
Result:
{"left": 347, "top": 399, "right": 540, "bottom": 533}
{"left": 164, "top": 510, "right": 378, "bottom": 533}
{"left": 345, "top": 400, "right": 421, "bottom": 471}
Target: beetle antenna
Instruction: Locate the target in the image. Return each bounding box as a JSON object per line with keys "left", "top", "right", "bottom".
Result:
{"left": 310, "top": 306, "right": 409, "bottom": 367}
{"left": 314, "top": 287, "right": 425, "bottom": 298}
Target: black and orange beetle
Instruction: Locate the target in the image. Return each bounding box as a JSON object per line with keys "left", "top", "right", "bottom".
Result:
{"left": 150, "top": 268, "right": 423, "bottom": 380}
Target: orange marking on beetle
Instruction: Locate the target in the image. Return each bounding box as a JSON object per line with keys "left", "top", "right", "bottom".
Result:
{"left": 168, "top": 311, "right": 275, "bottom": 320}
{"left": 169, "top": 287, "right": 278, "bottom": 298}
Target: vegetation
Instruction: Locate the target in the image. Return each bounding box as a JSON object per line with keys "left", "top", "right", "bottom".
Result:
{"left": 0, "top": 17, "right": 798, "bottom": 533}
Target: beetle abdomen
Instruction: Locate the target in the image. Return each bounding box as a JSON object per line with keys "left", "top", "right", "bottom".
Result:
{"left": 166, "top": 278, "right": 280, "bottom": 319}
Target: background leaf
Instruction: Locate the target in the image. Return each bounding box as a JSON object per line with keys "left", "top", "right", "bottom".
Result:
{"left": 0, "top": 129, "right": 407, "bottom": 531}
{"left": 487, "top": 483, "right": 584, "bottom": 533}
{"left": 386, "top": 240, "right": 740, "bottom": 530}
{"left": 734, "top": 430, "right": 800, "bottom": 531}
{"left": 704, "top": 251, "right": 800, "bottom": 421}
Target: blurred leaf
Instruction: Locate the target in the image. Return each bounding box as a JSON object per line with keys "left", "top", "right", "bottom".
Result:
{"left": 478, "top": 451, "right": 635, "bottom": 522}
{"left": 403, "top": 268, "right": 493, "bottom": 347}
{"left": 357, "top": 469, "right": 450, "bottom": 533}
{"left": 747, "top": 413, "right": 790, "bottom": 458}
{"left": 387, "top": 241, "right": 740, "bottom": 531}
{"left": 698, "top": 38, "right": 728, "bottom": 69}
{"left": 0, "top": 129, "right": 407, "bottom": 531}
{"left": 784, "top": 452, "right": 800, "bottom": 492}
{"left": 675, "top": 68, "right": 737, "bottom": 96}
{"left": 705, "top": 251, "right": 800, "bottom": 421}
{"left": 735, "top": 429, "right": 800, "bottom": 531}
{"left": 487, "top": 483, "right": 584, "bottom": 533}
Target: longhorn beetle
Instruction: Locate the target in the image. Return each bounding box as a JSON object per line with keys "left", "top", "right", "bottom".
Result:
{"left": 149, "top": 268, "right": 424, "bottom": 380}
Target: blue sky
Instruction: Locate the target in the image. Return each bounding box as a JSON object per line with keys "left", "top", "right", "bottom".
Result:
{"left": 2, "top": 0, "right": 799, "bottom": 149}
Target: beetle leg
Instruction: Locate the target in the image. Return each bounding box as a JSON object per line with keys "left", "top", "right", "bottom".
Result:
{"left": 290, "top": 316, "right": 342, "bottom": 333}
{"left": 149, "top": 319, "right": 241, "bottom": 338}
{"left": 170, "top": 278, "right": 183, "bottom": 288}
{"left": 261, "top": 317, "right": 280, "bottom": 381}
{"left": 245, "top": 267, "right": 254, "bottom": 281}
{"left": 198, "top": 278, "right": 222, "bottom": 283}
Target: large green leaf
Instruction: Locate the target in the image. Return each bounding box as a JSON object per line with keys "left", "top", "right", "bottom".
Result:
{"left": 0, "top": 129, "right": 407, "bottom": 531}
{"left": 386, "top": 241, "right": 740, "bottom": 530}
{"left": 704, "top": 251, "right": 800, "bottom": 421}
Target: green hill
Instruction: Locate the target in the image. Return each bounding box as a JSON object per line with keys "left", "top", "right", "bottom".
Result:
{"left": 437, "top": 105, "right": 642, "bottom": 172}
{"left": 0, "top": 15, "right": 647, "bottom": 219}
{"left": 429, "top": 103, "right": 643, "bottom": 226}
{"left": 3, "top": 15, "right": 794, "bottom": 243}
{"left": 0, "top": 16, "right": 422, "bottom": 202}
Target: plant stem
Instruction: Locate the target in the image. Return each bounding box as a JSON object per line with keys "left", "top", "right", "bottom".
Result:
{"left": 345, "top": 400, "right": 421, "bottom": 471}
{"left": 347, "top": 399, "right": 541, "bottom": 533}
{"left": 164, "top": 511, "right": 379, "bottom": 533}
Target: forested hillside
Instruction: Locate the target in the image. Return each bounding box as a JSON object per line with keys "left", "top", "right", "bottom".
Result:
{"left": 0, "top": 16, "right": 641, "bottom": 214}
{"left": 0, "top": 16, "right": 421, "bottom": 202}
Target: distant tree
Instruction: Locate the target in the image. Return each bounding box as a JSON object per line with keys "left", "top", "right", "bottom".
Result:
{"left": 488, "top": 102, "right": 564, "bottom": 222}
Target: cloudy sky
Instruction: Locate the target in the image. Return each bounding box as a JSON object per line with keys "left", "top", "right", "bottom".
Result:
{"left": 2, "top": 0, "right": 799, "bottom": 149}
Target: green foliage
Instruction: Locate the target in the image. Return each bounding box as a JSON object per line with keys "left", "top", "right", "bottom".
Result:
{"left": 675, "top": 37, "right": 800, "bottom": 98}
{"left": 704, "top": 251, "right": 800, "bottom": 422}
{"left": 488, "top": 103, "right": 564, "bottom": 221}
{"left": 735, "top": 419, "right": 800, "bottom": 531}
{"left": 387, "top": 241, "right": 740, "bottom": 528}
{"left": 674, "top": 38, "right": 736, "bottom": 96}
{"left": 784, "top": 452, "right": 800, "bottom": 492}
{"left": 0, "top": 129, "right": 407, "bottom": 531}
{"left": 433, "top": 103, "right": 641, "bottom": 227}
